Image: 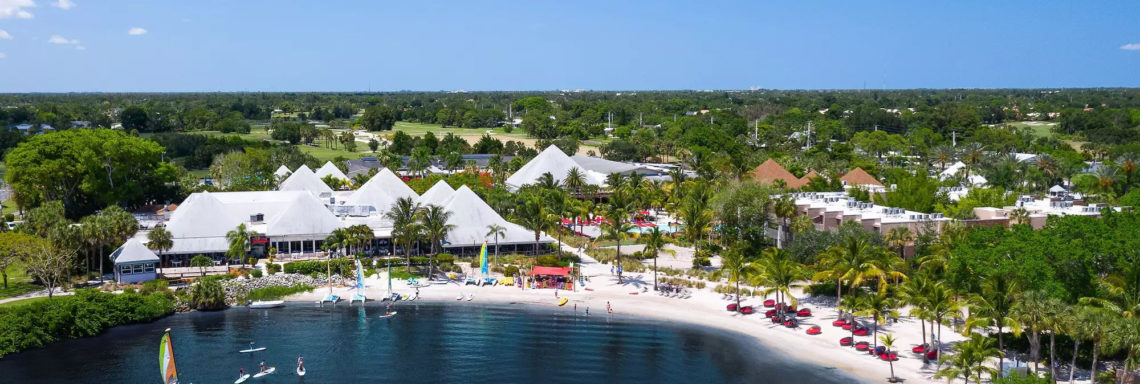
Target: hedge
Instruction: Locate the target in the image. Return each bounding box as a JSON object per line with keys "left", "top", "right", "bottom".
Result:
{"left": 0, "top": 289, "right": 174, "bottom": 357}
{"left": 283, "top": 260, "right": 355, "bottom": 277}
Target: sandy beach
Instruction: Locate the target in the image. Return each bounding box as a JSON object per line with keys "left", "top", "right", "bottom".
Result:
{"left": 282, "top": 247, "right": 970, "bottom": 384}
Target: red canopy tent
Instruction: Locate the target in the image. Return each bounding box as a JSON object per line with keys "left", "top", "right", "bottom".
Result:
{"left": 530, "top": 266, "right": 574, "bottom": 290}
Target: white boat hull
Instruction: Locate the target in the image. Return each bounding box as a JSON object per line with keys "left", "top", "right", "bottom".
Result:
{"left": 249, "top": 300, "right": 284, "bottom": 309}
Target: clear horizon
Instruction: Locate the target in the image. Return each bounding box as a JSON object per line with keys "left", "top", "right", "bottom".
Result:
{"left": 1, "top": 0, "right": 1138, "bottom": 92}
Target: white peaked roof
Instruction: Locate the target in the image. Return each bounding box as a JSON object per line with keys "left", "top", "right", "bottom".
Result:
{"left": 315, "top": 161, "right": 349, "bottom": 181}
{"left": 267, "top": 193, "right": 343, "bottom": 236}
{"left": 279, "top": 165, "right": 334, "bottom": 194}
{"left": 274, "top": 165, "right": 292, "bottom": 177}
{"left": 296, "top": 164, "right": 313, "bottom": 174}
{"left": 112, "top": 238, "right": 160, "bottom": 264}
{"left": 442, "top": 185, "right": 551, "bottom": 247}
{"left": 166, "top": 193, "right": 243, "bottom": 253}
{"left": 505, "top": 145, "right": 605, "bottom": 190}
{"left": 1049, "top": 185, "right": 1067, "bottom": 193}
{"left": 344, "top": 168, "right": 418, "bottom": 212}
{"left": 417, "top": 180, "right": 455, "bottom": 206}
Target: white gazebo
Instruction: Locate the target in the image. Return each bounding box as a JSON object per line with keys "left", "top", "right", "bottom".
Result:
{"left": 112, "top": 238, "right": 161, "bottom": 283}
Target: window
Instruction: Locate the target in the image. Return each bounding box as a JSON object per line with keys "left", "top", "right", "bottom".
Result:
{"left": 144, "top": 263, "right": 155, "bottom": 272}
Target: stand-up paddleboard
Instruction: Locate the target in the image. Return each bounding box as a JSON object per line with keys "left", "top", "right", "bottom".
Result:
{"left": 456, "top": 294, "right": 463, "bottom": 301}
{"left": 466, "top": 293, "right": 474, "bottom": 301}
{"left": 234, "top": 374, "right": 251, "bottom": 383}
{"left": 379, "top": 311, "right": 398, "bottom": 319}
{"left": 239, "top": 347, "right": 267, "bottom": 353}
{"left": 253, "top": 367, "right": 276, "bottom": 378}
{"left": 297, "top": 366, "right": 306, "bottom": 376}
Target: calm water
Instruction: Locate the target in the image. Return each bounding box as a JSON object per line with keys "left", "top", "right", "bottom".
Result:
{"left": 0, "top": 303, "right": 859, "bottom": 384}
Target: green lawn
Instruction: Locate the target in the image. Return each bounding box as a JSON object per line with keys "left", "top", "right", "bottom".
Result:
{"left": 297, "top": 144, "right": 365, "bottom": 162}
{"left": 1, "top": 261, "right": 40, "bottom": 300}
{"left": 0, "top": 296, "right": 49, "bottom": 311}
{"left": 1007, "top": 121, "right": 1056, "bottom": 139}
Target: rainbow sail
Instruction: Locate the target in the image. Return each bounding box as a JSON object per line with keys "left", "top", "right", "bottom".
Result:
{"left": 479, "top": 242, "right": 488, "bottom": 276}
{"left": 159, "top": 328, "right": 179, "bottom": 384}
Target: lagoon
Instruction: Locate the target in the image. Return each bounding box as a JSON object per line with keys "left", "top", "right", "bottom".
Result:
{"left": 0, "top": 303, "right": 859, "bottom": 384}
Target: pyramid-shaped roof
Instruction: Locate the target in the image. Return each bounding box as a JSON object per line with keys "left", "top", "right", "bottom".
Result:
{"left": 796, "top": 171, "right": 821, "bottom": 188}
{"left": 840, "top": 167, "right": 883, "bottom": 187}
{"left": 165, "top": 193, "right": 244, "bottom": 253}
{"left": 344, "top": 168, "right": 418, "bottom": 213}
{"left": 442, "top": 185, "right": 550, "bottom": 247}
{"left": 274, "top": 165, "right": 292, "bottom": 177}
{"left": 418, "top": 180, "right": 456, "bottom": 206}
{"left": 111, "top": 238, "right": 160, "bottom": 264}
{"left": 505, "top": 145, "right": 604, "bottom": 190}
{"left": 267, "top": 193, "right": 343, "bottom": 236}
{"left": 315, "top": 161, "right": 349, "bottom": 181}
{"left": 279, "top": 165, "right": 334, "bottom": 194}
{"left": 296, "top": 164, "right": 313, "bottom": 174}
{"left": 750, "top": 159, "right": 803, "bottom": 187}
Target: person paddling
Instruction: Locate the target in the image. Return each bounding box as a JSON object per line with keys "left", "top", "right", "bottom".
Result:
{"left": 239, "top": 368, "right": 246, "bottom": 379}
{"left": 259, "top": 360, "right": 266, "bottom": 373}
{"left": 297, "top": 356, "right": 304, "bottom": 370}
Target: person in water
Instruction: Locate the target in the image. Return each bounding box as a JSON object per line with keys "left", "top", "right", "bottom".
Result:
{"left": 248, "top": 341, "right": 255, "bottom": 351}
{"left": 259, "top": 361, "right": 266, "bottom": 373}
{"left": 297, "top": 356, "right": 304, "bottom": 370}
{"left": 239, "top": 368, "right": 245, "bottom": 378}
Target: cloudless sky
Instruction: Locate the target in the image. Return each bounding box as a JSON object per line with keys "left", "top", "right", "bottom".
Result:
{"left": 0, "top": 0, "right": 1138, "bottom": 92}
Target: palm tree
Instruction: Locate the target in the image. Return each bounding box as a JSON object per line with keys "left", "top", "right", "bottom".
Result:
{"left": 564, "top": 167, "right": 586, "bottom": 195}
{"left": 1080, "top": 254, "right": 1140, "bottom": 317}
{"left": 757, "top": 248, "right": 806, "bottom": 315}
{"left": 599, "top": 220, "right": 635, "bottom": 282}
{"left": 713, "top": 246, "right": 757, "bottom": 311}
{"left": 324, "top": 228, "right": 348, "bottom": 257}
{"left": 962, "top": 143, "right": 985, "bottom": 178}
{"left": 901, "top": 275, "right": 934, "bottom": 364}
{"left": 100, "top": 206, "right": 139, "bottom": 282}
{"left": 79, "top": 215, "right": 108, "bottom": 281}
{"left": 485, "top": 224, "right": 506, "bottom": 266}
{"left": 640, "top": 226, "right": 672, "bottom": 291}
{"left": 884, "top": 227, "right": 913, "bottom": 260}
{"left": 880, "top": 333, "right": 899, "bottom": 382}
{"left": 146, "top": 225, "right": 173, "bottom": 275}
{"left": 813, "top": 235, "right": 900, "bottom": 316}
{"left": 935, "top": 334, "right": 1002, "bottom": 384}
{"left": 1078, "top": 307, "right": 1115, "bottom": 381}
{"left": 225, "top": 223, "right": 255, "bottom": 267}
{"left": 384, "top": 197, "right": 421, "bottom": 273}
{"left": 515, "top": 197, "right": 553, "bottom": 256}
{"left": 964, "top": 275, "right": 1022, "bottom": 378}
{"left": 190, "top": 254, "right": 213, "bottom": 277}
{"left": 605, "top": 189, "right": 636, "bottom": 279}
{"left": 1118, "top": 152, "right": 1138, "bottom": 193}
{"left": 677, "top": 193, "right": 712, "bottom": 244}
{"left": 932, "top": 145, "right": 956, "bottom": 171}
{"left": 772, "top": 195, "right": 796, "bottom": 248}
{"left": 605, "top": 173, "right": 627, "bottom": 192}
{"left": 840, "top": 292, "right": 864, "bottom": 345}
{"left": 1013, "top": 290, "right": 1062, "bottom": 373}
{"left": 1093, "top": 165, "right": 1120, "bottom": 196}
{"left": 926, "top": 281, "right": 959, "bottom": 361}
{"left": 858, "top": 291, "right": 900, "bottom": 353}
{"left": 535, "top": 172, "right": 560, "bottom": 190}
{"left": 419, "top": 204, "right": 455, "bottom": 278}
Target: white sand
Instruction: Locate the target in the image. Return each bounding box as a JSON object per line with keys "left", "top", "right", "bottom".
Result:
{"left": 285, "top": 250, "right": 961, "bottom": 384}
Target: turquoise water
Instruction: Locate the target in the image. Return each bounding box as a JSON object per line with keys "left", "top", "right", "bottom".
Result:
{"left": 628, "top": 224, "right": 682, "bottom": 234}
{"left": 0, "top": 303, "right": 860, "bottom": 384}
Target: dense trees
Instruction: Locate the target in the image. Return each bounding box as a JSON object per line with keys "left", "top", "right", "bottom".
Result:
{"left": 4, "top": 129, "right": 177, "bottom": 218}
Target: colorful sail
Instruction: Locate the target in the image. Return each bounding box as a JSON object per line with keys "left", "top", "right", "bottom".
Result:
{"left": 159, "top": 329, "right": 179, "bottom": 384}
{"left": 479, "top": 242, "right": 488, "bottom": 276}
{"left": 355, "top": 260, "right": 365, "bottom": 290}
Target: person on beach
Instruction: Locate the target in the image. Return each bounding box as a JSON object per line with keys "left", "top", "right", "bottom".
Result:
{"left": 610, "top": 265, "right": 614, "bottom": 275}
{"left": 607, "top": 301, "right": 612, "bottom": 314}
{"left": 555, "top": 288, "right": 559, "bottom": 298}
{"left": 586, "top": 307, "right": 589, "bottom": 317}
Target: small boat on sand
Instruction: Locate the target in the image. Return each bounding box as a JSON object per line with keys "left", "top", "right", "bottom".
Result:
{"left": 249, "top": 300, "right": 284, "bottom": 309}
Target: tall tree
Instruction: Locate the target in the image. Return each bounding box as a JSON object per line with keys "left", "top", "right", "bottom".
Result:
{"left": 419, "top": 204, "right": 455, "bottom": 278}
{"left": 964, "top": 274, "right": 1022, "bottom": 378}
{"left": 485, "top": 224, "right": 506, "bottom": 266}
{"left": 384, "top": 197, "right": 422, "bottom": 273}
{"left": 225, "top": 223, "right": 254, "bottom": 267}
{"left": 146, "top": 225, "right": 173, "bottom": 275}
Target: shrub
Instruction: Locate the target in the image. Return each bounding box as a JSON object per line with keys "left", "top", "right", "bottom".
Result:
{"left": 190, "top": 279, "right": 227, "bottom": 310}
{"left": 246, "top": 284, "right": 313, "bottom": 301}
{"left": 0, "top": 289, "right": 173, "bottom": 357}
{"left": 250, "top": 269, "right": 263, "bottom": 278}
{"left": 504, "top": 265, "right": 520, "bottom": 276}
{"left": 266, "top": 263, "right": 282, "bottom": 275}
{"left": 139, "top": 279, "right": 169, "bottom": 295}
{"left": 283, "top": 260, "right": 353, "bottom": 277}
{"left": 436, "top": 253, "right": 455, "bottom": 264}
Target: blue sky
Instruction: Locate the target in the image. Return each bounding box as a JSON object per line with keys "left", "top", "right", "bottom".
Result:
{"left": 0, "top": 0, "right": 1138, "bottom": 92}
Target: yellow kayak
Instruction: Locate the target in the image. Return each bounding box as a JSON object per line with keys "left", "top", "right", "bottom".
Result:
{"left": 558, "top": 298, "right": 568, "bottom": 306}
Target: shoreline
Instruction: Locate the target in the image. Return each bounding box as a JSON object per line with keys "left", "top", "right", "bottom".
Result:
{"left": 283, "top": 271, "right": 947, "bottom": 384}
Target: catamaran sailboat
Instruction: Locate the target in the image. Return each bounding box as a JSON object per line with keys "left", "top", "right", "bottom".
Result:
{"left": 350, "top": 260, "right": 366, "bottom": 304}
{"left": 159, "top": 328, "right": 180, "bottom": 384}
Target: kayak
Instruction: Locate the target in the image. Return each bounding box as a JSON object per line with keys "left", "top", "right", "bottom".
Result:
{"left": 249, "top": 300, "right": 284, "bottom": 309}
{"left": 234, "top": 374, "right": 251, "bottom": 384}
{"left": 239, "top": 347, "right": 267, "bottom": 353}
{"left": 253, "top": 367, "right": 276, "bottom": 378}
{"left": 558, "top": 298, "right": 568, "bottom": 306}
{"left": 379, "top": 311, "right": 398, "bottom": 319}
{"left": 297, "top": 366, "right": 306, "bottom": 376}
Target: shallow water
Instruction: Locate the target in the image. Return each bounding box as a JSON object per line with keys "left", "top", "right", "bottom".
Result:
{"left": 0, "top": 302, "right": 860, "bottom": 384}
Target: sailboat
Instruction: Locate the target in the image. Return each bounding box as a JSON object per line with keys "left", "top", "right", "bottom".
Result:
{"left": 350, "top": 259, "right": 366, "bottom": 304}
{"left": 159, "top": 328, "right": 180, "bottom": 384}
{"left": 319, "top": 255, "right": 339, "bottom": 305}
{"left": 478, "top": 242, "right": 495, "bottom": 286}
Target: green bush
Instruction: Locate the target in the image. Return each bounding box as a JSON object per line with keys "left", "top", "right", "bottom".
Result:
{"left": 504, "top": 265, "right": 520, "bottom": 276}
{"left": 266, "top": 263, "right": 282, "bottom": 275}
{"left": 283, "top": 260, "right": 354, "bottom": 277}
{"left": 994, "top": 374, "right": 1052, "bottom": 384}
{"left": 0, "top": 289, "right": 173, "bottom": 357}
{"left": 536, "top": 255, "right": 562, "bottom": 267}
{"left": 246, "top": 284, "right": 313, "bottom": 301}
{"left": 139, "top": 279, "right": 169, "bottom": 295}
{"left": 190, "top": 279, "right": 227, "bottom": 310}
{"left": 436, "top": 253, "right": 455, "bottom": 264}
{"left": 250, "top": 269, "right": 263, "bottom": 278}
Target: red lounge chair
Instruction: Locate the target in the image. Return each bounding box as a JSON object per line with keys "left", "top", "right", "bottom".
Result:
{"left": 880, "top": 352, "right": 899, "bottom": 361}
{"left": 839, "top": 337, "right": 853, "bottom": 346}
{"left": 765, "top": 309, "right": 777, "bottom": 317}
{"left": 726, "top": 304, "right": 739, "bottom": 312}
{"left": 912, "top": 344, "right": 927, "bottom": 354}
{"left": 842, "top": 323, "right": 854, "bottom": 330}
{"left": 739, "top": 306, "right": 754, "bottom": 315}
{"left": 763, "top": 299, "right": 776, "bottom": 307}
{"left": 806, "top": 326, "right": 822, "bottom": 335}
{"left": 783, "top": 319, "right": 798, "bottom": 328}
{"left": 855, "top": 342, "right": 870, "bottom": 351}
{"left": 926, "top": 350, "right": 938, "bottom": 360}
{"left": 853, "top": 328, "right": 870, "bottom": 336}
{"left": 832, "top": 320, "right": 847, "bottom": 327}
{"left": 797, "top": 308, "right": 812, "bottom": 317}
{"left": 771, "top": 316, "right": 782, "bottom": 323}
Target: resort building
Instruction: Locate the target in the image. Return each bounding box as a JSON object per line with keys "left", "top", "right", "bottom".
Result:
{"left": 147, "top": 166, "right": 552, "bottom": 267}
{"left": 749, "top": 159, "right": 813, "bottom": 189}
{"left": 787, "top": 192, "right": 952, "bottom": 238}
{"left": 974, "top": 194, "right": 1125, "bottom": 230}
{"left": 505, "top": 145, "right": 668, "bottom": 191}
{"left": 111, "top": 238, "right": 160, "bottom": 283}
